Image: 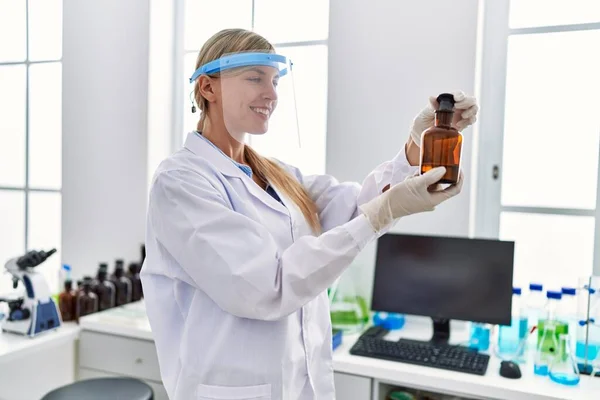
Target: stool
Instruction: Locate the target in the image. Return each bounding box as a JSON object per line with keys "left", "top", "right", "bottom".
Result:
{"left": 41, "top": 377, "right": 154, "bottom": 400}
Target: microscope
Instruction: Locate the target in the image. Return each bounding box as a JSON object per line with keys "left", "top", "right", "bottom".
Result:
{"left": 0, "top": 249, "right": 62, "bottom": 337}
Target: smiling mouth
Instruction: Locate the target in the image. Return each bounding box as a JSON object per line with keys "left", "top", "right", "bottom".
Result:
{"left": 250, "top": 106, "right": 270, "bottom": 118}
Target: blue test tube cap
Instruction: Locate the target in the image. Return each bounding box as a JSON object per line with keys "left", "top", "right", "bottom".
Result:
{"left": 578, "top": 320, "right": 587, "bottom": 327}
{"left": 584, "top": 285, "right": 596, "bottom": 294}
{"left": 529, "top": 283, "right": 543, "bottom": 291}
{"left": 561, "top": 287, "right": 576, "bottom": 296}
{"left": 512, "top": 287, "right": 522, "bottom": 295}
{"left": 546, "top": 290, "right": 562, "bottom": 300}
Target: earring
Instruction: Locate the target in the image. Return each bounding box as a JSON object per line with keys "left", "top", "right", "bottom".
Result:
{"left": 189, "top": 90, "right": 196, "bottom": 113}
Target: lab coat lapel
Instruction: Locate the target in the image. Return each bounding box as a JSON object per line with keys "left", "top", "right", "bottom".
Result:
{"left": 184, "top": 132, "right": 290, "bottom": 217}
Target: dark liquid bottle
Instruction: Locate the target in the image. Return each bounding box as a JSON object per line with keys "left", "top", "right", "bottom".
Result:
{"left": 420, "top": 93, "right": 463, "bottom": 184}
{"left": 127, "top": 263, "right": 143, "bottom": 302}
{"left": 92, "top": 264, "right": 116, "bottom": 311}
{"left": 58, "top": 280, "right": 77, "bottom": 322}
{"left": 111, "top": 259, "right": 132, "bottom": 306}
{"left": 76, "top": 279, "right": 98, "bottom": 319}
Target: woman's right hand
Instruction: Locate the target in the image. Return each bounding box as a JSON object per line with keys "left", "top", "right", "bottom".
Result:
{"left": 359, "top": 167, "right": 463, "bottom": 233}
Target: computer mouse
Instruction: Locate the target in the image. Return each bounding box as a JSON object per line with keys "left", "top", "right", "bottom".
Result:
{"left": 500, "top": 361, "right": 522, "bottom": 379}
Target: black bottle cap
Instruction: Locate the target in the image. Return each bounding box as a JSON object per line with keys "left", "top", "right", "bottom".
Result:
{"left": 99, "top": 263, "right": 108, "bottom": 271}
{"left": 128, "top": 263, "right": 139, "bottom": 274}
{"left": 115, "top": 259, "right": 125, "bottom": 270}
{"left": 65, "top": 279, "right": 73, "bottom": 291}
{"left": 436, "top": 93, "right": 455, "bottom": 112}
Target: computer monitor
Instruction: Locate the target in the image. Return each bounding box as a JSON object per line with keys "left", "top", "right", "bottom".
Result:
{"left": 372, "top": 233, "right": 515, "bottom": 343}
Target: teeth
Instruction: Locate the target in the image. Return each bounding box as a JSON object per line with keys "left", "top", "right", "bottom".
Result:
{"left": 251, "top": 107, "right": 270, "bottom": 116}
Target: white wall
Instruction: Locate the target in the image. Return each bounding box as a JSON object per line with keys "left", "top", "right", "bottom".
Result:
{"left": 62, "top": 0, "right": 150, "bottom": 281}
{"left": 327, "top": 0, "right": 481, "bottom": 305}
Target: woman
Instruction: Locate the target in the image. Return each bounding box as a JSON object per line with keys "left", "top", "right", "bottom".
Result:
{"left": 141, "top": 28, "right": 478, "bottom": 400}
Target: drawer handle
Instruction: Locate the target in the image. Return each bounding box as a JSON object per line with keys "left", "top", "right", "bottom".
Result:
{"left": 135, "top": 358, "right": 143, "bottom": 364}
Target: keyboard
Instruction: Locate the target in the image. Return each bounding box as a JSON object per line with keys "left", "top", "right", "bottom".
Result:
{"left": 350, "top": 336, "right": 490, "bottom": 376}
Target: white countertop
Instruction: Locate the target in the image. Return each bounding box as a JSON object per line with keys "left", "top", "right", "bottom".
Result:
{"left": 333, "top": 324, "right": 600, "bottom": 400}
{"left": 77, "top": 302, "right": 600, "bottom": 400}
{"left": 78, "top": 300, "right": 153, "bottom": 340}
{"left": 0, "top": 322, "right": 80, "bottom": 365}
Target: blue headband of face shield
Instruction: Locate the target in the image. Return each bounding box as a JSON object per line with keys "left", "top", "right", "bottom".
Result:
{"left": 189, "top": 52, "right": 292, "bottom": 84}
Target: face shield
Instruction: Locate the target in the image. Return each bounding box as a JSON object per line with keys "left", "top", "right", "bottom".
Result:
{"left": 189, "top": 51, "right": 300, "bottom": 147}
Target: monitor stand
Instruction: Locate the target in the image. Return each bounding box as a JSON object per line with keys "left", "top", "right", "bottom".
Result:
{"left": 430, "top": 318, "right": 451, "bottom": 344}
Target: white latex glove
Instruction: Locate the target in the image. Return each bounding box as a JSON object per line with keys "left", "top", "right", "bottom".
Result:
{"left": 359, "top": 167, "right": 463, "bottom": 233}
{"left": 409, "top": 91, "right": 478, "bottom": 147}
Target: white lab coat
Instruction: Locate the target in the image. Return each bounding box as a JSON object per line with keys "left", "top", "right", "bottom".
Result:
{"left": 141, "top": 132, "right": 417, "bottom": 400}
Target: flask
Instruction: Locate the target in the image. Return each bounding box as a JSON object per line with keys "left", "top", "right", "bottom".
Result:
{"left": 524, "top": 283, "right": 546, "bottom": 348}
{"left": 534, "top": 291, "right": 566, "bottom": 375}
{"left": 420, "top": 93, "right": 463, "bottom": 184}
{"left": 497, "top": 287, "right": 528, "bottom": 361}
{"left": 549, "top": 333, "right": 580, "bottom": 386}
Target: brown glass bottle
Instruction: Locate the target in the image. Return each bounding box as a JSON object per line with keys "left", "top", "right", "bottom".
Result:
{"left": 58, "top": 280, "right": 77, "bottom": 322}
{"left": 127, "top": 263, "right": 143, "bottom": 302}
{"left": 111, "top": 259, "right": 132, "bottom": 306}
{"left": 92, "top": 263, "right": 116, "bottom": 311}
{"left": 420, "top": 93, "right": 463, "bottom": 184}
{"left": 76, "top": 279, "right": 98, "bottom": 319}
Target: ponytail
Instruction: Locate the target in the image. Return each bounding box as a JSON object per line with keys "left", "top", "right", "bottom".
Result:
{"left": 244, "top": 146, "right": 321, "bottom": 235}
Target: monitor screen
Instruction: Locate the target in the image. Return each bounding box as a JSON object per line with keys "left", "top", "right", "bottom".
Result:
{"left": 371, "top": 233, "right": 514, "bottom": 325}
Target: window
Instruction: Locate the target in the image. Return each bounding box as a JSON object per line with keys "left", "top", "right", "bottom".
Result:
{"left": 178, "top": 0, "right": 329, "bottom": 175}
{"left": 476, "top": 0, "right": 600, "bottom": 290}
{"left": 0, "top": 0, "right": 63, "bottom": 294}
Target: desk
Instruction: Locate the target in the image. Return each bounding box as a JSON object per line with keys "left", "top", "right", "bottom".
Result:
{"left": 77, "top": 302, "right": 600, "bottom": 400}
{"left": 0, "top": 323, "right": 80, "bottom": 400}
{"left": 78, "top": 301, "right": 168, "bottom": 400}
{"left": 333, "top": 319, "right": 600, "bottom": 400}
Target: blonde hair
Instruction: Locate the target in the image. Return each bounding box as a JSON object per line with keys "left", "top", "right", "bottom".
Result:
{"left": 193, "top": 29, "right": 321, "bottom": 234}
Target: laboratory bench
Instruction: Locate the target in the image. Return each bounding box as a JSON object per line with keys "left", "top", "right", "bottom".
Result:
{"left": 0, "top": 322, "right": 79, "bottom": 400}
{"left": 76, "top": 302, "right": 600, "bottom": 400}
{"left": 333, "top": 321, "right": 600, "bottom": 400}
{"left": 2, "top": 301, "right": 600, "bottom": 400}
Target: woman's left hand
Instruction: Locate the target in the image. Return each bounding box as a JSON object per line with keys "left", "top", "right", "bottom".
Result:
{"left": 409, "top": 91, "right": 479, "bottom": 147}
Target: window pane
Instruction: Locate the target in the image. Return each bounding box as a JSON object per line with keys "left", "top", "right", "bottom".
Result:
{"left": 183, "top": 52, "right": 199, "bottom": 142}
{"left": 501, "top": 30, "right": 600, "bottom": 209}
{"left": 0, "top": 191, "right": 25, "bottom": 295}
{"left": 29, "top": 62, "right": 62, "bottom": 189}
{"left": 250, "top": 45, "right": 328, "bottom": 175}
{"left": 0, "top": 0, "right": 26, "bottom": 62}
{"left": 510, "top": 0, "right": 600, "bottom": 28}
{"left": 254, "top": 0, "right": 329, "bottom": 43}
{"left": 28, "top": 0, "right": 63, "bottom": 61}
{"left": 28, "top": 191, "right": 61, "bottom": 294}
{"left": 184, "top": 0, "right": 252, "bottom": 51}
{"left": 0, "top": 66, "right": 26, "bottom": 187}
{"left": 499, "top": 212, "right": 594, "bottom": 291}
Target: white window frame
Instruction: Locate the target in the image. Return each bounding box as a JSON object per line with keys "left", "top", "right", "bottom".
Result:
{"left": 0, "top": 1, "right": 62, "bottom": 266}
{"left": 474, "top": 0, "right": 600, "bottom": 275}
{"left": 170, "top": 0, "right": 329, "bottom": 155}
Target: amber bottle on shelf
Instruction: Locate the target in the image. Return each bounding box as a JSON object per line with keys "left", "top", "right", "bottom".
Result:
{"left": 420, "top": 93, "right": 463, "bottom": 184}
{"left": 76, "top": 278, "right": 98, "bottom": 319}
{"left": 58, "top": 280, "right": 77, "bottom": 322}
{"left": 92, "top": 263, "right": 116, "bottom": 311}
{"left": 110, "top": 259, "right": 132, "bottom": 306}
{"left": 127, "top": 263, "right": 143, "bottom": 302}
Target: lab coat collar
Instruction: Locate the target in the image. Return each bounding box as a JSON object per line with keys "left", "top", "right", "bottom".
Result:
{"left": 184, "top": 132, "right": 291, "bottom": 217}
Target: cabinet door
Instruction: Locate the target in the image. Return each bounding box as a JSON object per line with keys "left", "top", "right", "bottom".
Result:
{"left": 79, "top": 330, "right": 161, "bottom": 381}
{"left": 334, "top": 372, "right": 372, "bottom": 400}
